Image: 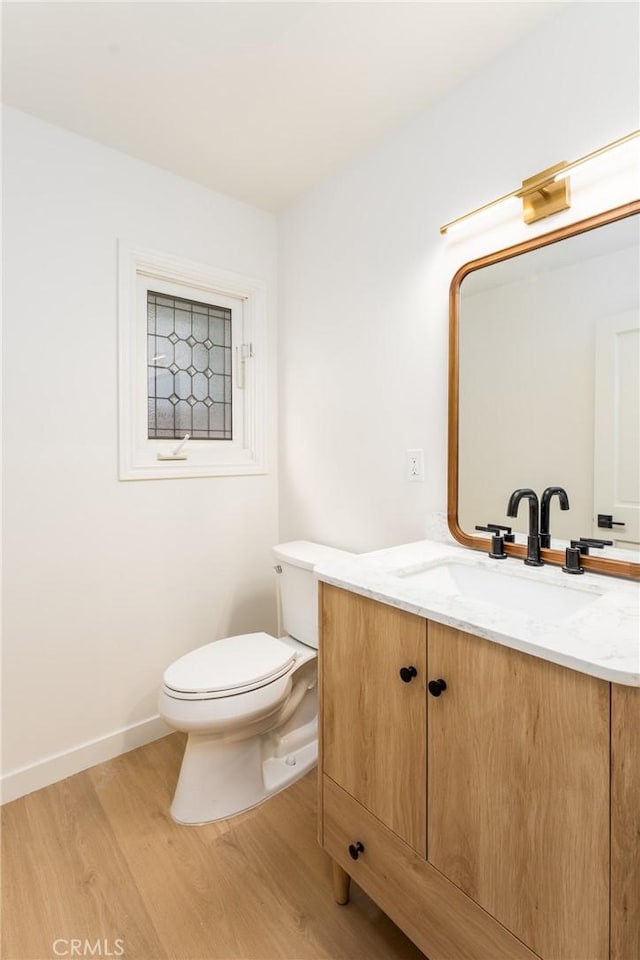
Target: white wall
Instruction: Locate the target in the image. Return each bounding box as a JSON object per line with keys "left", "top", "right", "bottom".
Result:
{"left": 2, "top": 108, "right": 278, "bottom": 798}
{"left": 278, "top": 2, "right": 640, "bottom": 553}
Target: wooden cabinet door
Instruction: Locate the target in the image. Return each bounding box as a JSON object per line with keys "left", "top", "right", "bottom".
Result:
{"left": 427, "top": 622, "right": 610, "bottom": 960}
{"left": 611, "top": 683, "right": 640, "bottom": 960}
{"left": 320, "top": 584, "right": 426, "bottom": 855}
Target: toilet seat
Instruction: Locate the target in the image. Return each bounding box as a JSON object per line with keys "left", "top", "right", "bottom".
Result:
{"left": 163, "top": 633, "right": 297, "bottom": 701}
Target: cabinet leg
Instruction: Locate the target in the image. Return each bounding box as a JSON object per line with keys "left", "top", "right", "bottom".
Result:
{"left": 332, "top": 860, "right": 351, "bottom": 905}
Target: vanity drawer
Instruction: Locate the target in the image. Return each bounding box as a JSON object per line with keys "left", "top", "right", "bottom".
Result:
{"left": 322, "top": 775, "right": 539, "bottom": 960}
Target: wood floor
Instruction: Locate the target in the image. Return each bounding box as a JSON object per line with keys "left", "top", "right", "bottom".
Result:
{"left": 2, "top": 734, "right": 425, "bottom": 960}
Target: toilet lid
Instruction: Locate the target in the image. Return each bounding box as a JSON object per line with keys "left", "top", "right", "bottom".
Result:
{"left": 163, "top": 633, "right": 297, "bottom": 696}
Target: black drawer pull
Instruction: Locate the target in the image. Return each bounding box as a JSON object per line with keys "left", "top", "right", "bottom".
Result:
{"left": 428, "top": 678, "right": 447, "bottom": 697}
{"left": 348, "top": 841, "right": 365, "bottom": 860}
{"left": 399, "top": 666, "right": 418, "bottom": 683}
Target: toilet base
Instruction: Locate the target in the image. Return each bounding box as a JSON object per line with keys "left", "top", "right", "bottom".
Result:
{"left": 170, "top": 724, "right": 317, "bottom": 825}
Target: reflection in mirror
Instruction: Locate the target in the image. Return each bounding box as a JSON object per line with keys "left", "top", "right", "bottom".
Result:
{"left": 451, "top": 204, "right": 640, "bottom": 576}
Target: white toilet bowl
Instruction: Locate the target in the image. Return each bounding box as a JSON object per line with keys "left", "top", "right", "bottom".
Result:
{"left": 159, "top": 541, "right": 352, "bottom": 824}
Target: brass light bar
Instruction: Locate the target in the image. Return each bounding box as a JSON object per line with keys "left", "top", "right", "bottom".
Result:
{"left": 440, "top": 130, "right": 640, "bottom": 235}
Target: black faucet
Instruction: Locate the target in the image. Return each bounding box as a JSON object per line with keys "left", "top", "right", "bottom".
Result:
{"left": 540, "top": 486, "right": 570, "bottom": 548}
{"left": 563, "top": 537, "right": 613, "bottom": 575}
{"left": 506, "top": 488, "right": 543, "bottom": 566}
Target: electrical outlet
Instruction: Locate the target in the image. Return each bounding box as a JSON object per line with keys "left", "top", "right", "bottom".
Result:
{"left": 406, "top": 449, "right": 424, "bottom": 482}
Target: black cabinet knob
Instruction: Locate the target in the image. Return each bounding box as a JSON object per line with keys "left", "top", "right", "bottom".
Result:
{"left": 348, "top": 841, "right": 365, "bottom": 861}
{"left": 428, "top": 678, "right": 447, "bottom": 697}
{"left": 399, "top": 666, "right": 418, "bottom": 683}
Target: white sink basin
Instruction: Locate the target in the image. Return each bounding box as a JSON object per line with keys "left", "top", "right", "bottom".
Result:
{"left": 394, "top": 559, "right": 604, "bottom": 623}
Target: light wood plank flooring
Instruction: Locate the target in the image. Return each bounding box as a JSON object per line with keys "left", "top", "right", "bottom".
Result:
{"left": 2, "top": 733, "right": 425, "bottom": 960}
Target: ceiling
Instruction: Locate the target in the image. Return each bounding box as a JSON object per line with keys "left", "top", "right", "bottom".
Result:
{"left": 2, "top": 2, "right": 564, "bottom": 212}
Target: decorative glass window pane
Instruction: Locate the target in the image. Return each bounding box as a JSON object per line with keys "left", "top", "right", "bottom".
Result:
{"left": 119, "top": 241, "right": 266, "bottom": 480}
{"left": 147, "top": 291, "right": 232, "bottom": 440}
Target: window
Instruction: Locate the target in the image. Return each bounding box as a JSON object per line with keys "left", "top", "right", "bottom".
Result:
{"left": 147, "top": 289, "right": 233, "bottom": 441}
{"left": 119, "top": 243, "right": 267, "bottom": 480}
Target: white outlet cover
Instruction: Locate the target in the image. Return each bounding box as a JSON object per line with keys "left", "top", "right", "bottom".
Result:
{"left": 406, "top": 448, "right": 424, "bottom": 482}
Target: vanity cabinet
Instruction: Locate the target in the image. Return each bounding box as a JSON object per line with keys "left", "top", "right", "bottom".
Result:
{"left": 427, "top": 621, "right": 609, "bottom": 960}
{"left": 319, "top": 583, "right": 639, "bottom": 960}
{"left": 321, "top": 582, "right": 426, "bottom": 855}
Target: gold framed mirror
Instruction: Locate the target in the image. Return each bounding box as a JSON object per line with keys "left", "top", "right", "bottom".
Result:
{"left": 448, "top": 200, "right": 640, "bottom": 580}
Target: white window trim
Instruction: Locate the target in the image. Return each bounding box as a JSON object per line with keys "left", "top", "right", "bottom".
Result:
{"left": 118, "top": 241, "right": 267, "bottom": 480}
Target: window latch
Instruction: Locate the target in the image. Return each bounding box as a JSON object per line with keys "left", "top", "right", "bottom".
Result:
{"left": 236, "top": 343, "right": 253, "bottom": 389}
{"left": 157, "top": 433, "right": 190, "bottom": 461}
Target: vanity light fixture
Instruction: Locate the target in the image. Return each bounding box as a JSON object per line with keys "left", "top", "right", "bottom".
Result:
{"left": 440, "top": 130, "right": 640, "bottom": 235}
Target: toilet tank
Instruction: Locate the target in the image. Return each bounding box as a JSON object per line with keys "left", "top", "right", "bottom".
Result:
{"left": 272, "top": 541, "right": 354, "bottom": 650}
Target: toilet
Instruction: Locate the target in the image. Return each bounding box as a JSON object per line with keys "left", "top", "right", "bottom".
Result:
{"left": 158, "top": 541, "right": 353, "bottom": 824}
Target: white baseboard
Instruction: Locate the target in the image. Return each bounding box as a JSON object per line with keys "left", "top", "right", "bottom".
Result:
{"left": 1, "top": 715, "right": 172, "bottom": 804}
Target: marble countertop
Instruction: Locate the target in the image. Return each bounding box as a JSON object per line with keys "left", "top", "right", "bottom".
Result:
{"left": 314, "top": 539, "right": 640, "bottom": 687}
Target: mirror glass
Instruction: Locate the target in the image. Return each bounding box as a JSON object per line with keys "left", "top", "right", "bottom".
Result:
{"left": 453, "top": 205, "right": 640, "bottom": 573}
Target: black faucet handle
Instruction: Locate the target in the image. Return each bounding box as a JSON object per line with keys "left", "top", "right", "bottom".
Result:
{"left": 578, "top": 537, "right": 613, "bottom": 547}
{"left": 475, "top": 523, "right": 515, "bottom": 543}
{"left": 563, "top": 546, "right": 585, "bottom": 575}
{"left": 570, "top": 540, "right": 591, "bottom": 555}
{"left": 489, "top": 534, "right": 507, "bottom": 560}
{"left": 571, "top": 537, "right": 614, "bottom": 556}
{"left": 475, "top": 525, "right": 510, "bottom": 559}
